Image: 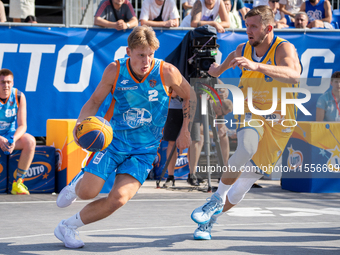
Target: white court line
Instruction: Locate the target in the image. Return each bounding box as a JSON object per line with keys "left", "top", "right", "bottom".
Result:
{"left": 1, "top": 198, "right": 340, "bottom": 204}
{"left": 0, "top": 221, "right": 338, "bottom": 241}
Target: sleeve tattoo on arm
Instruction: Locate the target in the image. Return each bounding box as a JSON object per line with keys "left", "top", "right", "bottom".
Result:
{"left": 191, "top": 1, "right": 202, "bottom": 22}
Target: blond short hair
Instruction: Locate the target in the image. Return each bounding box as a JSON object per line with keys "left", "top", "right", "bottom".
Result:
{"left": 128, "top": 25, "right": 160, "bottom": 51}
{"left": 245, "top": 5, "right": 274, "bottom": 26}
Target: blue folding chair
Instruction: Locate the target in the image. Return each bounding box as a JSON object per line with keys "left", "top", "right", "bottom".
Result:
{"left": 332, "top": 9, "right": 340, "bottom": 28}
{"left": 244, "top": 3, "right": 253, "bottom": 9}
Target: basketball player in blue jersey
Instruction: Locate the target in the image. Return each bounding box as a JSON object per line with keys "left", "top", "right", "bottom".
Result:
{"left": 54, "top": 26, "right": 195, "bottom": 249}
{"left": 190, "top": 5, "right": 301, "bottom": 240}
{"left": 0, "top": 69, "right": 36, "bottom": 195}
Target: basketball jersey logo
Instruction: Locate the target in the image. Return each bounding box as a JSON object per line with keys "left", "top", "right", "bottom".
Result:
{"left": 123, "top": 108, "right": 152, "bottom": 128}
{"left": 265, "top": 75, "right": 273, "bottom": 82}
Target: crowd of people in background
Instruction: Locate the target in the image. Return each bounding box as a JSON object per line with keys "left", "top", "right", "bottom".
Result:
{"left": 1, "top": 0, "right": 338, "bottom": 29}
{"left": 91, "top": 0, "right": 338, "bottom": 30}
{"left": 0, "top": 0, "right": 36, "bottom": 23}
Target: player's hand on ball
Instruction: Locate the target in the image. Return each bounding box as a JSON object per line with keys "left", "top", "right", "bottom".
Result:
{"left": 73, "top": 122, "right": 82, "bottom": 147}
{"left": 75, "top": 116, "right": 113, "bottom": 152}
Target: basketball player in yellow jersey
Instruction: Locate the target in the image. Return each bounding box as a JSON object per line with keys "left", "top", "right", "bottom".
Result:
{"left": 191, "top": 5, "right": 301, "bottom": 240}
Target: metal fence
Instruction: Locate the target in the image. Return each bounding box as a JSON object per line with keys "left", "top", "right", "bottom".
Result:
{"left": 65, "top": 0, "right": 340, "bottom": 27}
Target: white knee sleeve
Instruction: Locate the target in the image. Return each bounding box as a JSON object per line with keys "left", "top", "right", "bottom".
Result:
{"left": 227, "top": 168, "right": 262, "bottom": 205}
{"left": 228, "top": 128, "right": 259, "bottom": 172}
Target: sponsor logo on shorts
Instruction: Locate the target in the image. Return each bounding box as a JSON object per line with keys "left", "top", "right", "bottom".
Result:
{"left": 282, "top": 127, "right": 292, "bottom": 133}
{"left": 245, "top": 113, "right": 252, "bottom": 122}
{"left": 93, "top": 151, "right": 105, "bottom": 164}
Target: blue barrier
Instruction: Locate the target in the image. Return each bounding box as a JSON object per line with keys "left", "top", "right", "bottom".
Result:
{"left": 0, "top": 26, "right": 339, "bottom": 136}
{"left": 8, "top": 146, "right": 56, "bottom": 193}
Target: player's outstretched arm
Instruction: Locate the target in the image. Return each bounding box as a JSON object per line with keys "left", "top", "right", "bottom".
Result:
{"left": 208, "top": 44, "right": 244, "bottom": 77}
{"left": 163, "top": 63, "right": 196, "bottom": 153}
{"left": 73, "top": 62, "right": 118, "bottom": 143}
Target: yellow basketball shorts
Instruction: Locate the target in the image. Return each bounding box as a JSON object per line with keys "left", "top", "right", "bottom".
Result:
{"left": 233, "top": 112, "right": 295, "bottom": 175}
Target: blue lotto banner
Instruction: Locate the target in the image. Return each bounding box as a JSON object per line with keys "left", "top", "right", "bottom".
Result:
{"left": 0, "top": 26, "right": 339, "bottom": 136}
{"left": 0, "top": 150, "right": 8, "bottom": 193}
{"left": 8, "top": 146, "right": 56, "bottom": 193}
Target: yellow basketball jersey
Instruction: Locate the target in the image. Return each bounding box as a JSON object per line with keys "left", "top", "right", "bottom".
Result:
{"left": 233, "top": 36, "right": 300, "bottom": 175}
{"left": 239, "top": 36, "right": 298, "bottom": 124}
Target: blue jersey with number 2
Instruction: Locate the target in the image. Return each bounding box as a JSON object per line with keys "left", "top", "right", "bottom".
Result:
{"left": 100, "top": 58, "right": 171, "bottom": 154}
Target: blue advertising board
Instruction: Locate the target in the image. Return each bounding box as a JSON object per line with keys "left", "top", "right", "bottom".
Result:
{"left": 0, "top": 26, "right": 339, "bottom": 136}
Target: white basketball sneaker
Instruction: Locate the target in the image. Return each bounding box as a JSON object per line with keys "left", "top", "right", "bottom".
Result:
{"left": 56, "top": 171, "right": 84, "bottom": 208}
{"left": 193, "top": 217, "right": 217, "bottom": 240}
{"left": 191, "top": 193, "right": 224, "bottom": 224}
{"left": 54, "top": 220, "right": 84, "bottom": 249}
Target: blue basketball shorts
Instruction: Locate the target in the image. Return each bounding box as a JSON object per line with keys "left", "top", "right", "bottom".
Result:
{"left": 84, "top": 148, "right": 156, "bottom": 184}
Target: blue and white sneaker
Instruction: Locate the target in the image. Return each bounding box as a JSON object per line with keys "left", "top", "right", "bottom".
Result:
{"left": 193, "top": 217, "right": 217, "bottom": 240}
{"left": 191, "top": 193, "right": 224, "bottom": 224}
{"left": 56, "top": 171, "right": 84, "bottom": 208}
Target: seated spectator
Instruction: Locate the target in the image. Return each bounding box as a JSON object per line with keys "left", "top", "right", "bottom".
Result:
{"left": 232, "top": 0, "right": 251, "bottom": 20}
{"left": 180, "top": 0, "right": 230, "bottom": 33}
{"left": 294, "top": 11, "right": 309, "bottom": 28}
{"left": 182, "top": 0, "right": 196, "bottom": 17}
{"left": 300, "top": 0, "right": 333, "bottom": 29}
{"left": 216, "top": 0, "right": 250, "bottom": 28}
{"left": 9, "top": 0, "right": 35, "bottom": 23}
{"left": 139, "top": 0, "right": 180, "bottom": 28}
{"left": 269, "top": 0, "right": 288, "bottom": 28}
{"left": 24, "top": 15, "right": 37, "bottom": 23}
{"left": 316, "top": 71, "right": 340, "bottom": 121}
{"left": 0, "top": 0, "right": 6, "bottom": 22}
{"left": 279, "top": 0, "right": 305, "bottom": 23}
{"left": 0, "top": 69, "right": 36, "bottom": 195}
{"left": 94, "top": 0, "right": 137, "bottom": 30}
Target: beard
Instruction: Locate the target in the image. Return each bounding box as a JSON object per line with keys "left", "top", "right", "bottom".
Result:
{"left": 309, "top": 0, "right": 316, "bottom": 3}
{"left": 249, "top": 33, "right": 266, "bottom": 47}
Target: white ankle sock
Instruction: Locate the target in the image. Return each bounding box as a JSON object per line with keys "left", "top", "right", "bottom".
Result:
{"left": 216, "top": 181, "right": 231, "bottom": 204}
{"left": 64, "top": 212, "right": 85, "bottom": 228}
{"left": 211, "top": 211, "right": 225, "bottom": 222}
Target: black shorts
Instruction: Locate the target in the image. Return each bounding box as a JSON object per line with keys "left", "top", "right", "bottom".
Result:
{"left": 163, "top": 109, "right": 183, "bottom": 141}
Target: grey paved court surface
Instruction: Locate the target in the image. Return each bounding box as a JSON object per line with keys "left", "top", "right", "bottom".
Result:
{"left": 0, "top": 179, "right": 340, "bottom": 255}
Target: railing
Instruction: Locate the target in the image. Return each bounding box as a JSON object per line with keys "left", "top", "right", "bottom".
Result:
{"left": 3, "top": 0, "right": 340, "bottom": 27}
